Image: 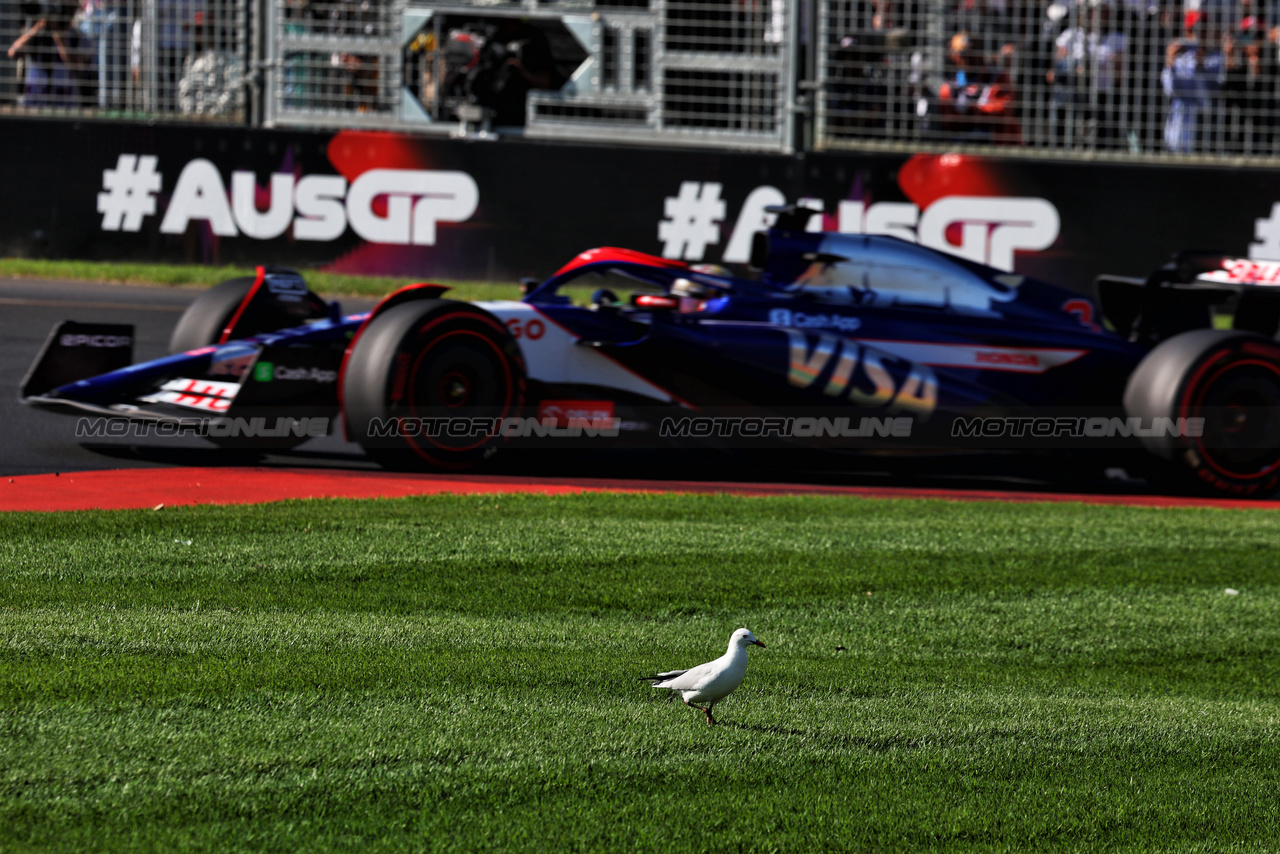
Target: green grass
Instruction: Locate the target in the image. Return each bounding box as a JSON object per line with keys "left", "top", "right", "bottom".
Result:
{"left": 0, "top": 258, "right": 522, "bottom": 301}
{"left": 3, "top": 493, "right": 1280, "bottom": 852}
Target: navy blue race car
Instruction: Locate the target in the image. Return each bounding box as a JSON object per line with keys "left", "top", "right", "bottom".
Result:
{"left": 21, "top": 212, "right": 1280, "bottom": 496}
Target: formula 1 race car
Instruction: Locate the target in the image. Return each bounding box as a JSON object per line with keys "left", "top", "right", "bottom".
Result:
{"left": 21, "top": 210, "right": 1280, "bottom": 496}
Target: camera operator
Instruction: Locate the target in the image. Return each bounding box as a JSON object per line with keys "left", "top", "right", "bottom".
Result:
{"left": 465, "top": 17, "right": 560, "bottom": 126}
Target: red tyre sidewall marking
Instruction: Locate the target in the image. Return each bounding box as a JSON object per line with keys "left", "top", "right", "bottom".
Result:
{"left": 399, "top": 313, "right": 524, "bottom": 462}
{"left": 1178, "top": 349, "right": 1280, "bottom": 482}
{"left": 405, "top": 330, "right": 512, "bottom": 454}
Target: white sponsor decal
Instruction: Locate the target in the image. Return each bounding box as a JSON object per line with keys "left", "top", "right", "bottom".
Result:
{"left": 274, "top": 365, "right": 338, "bottom": 383}
{"left": 139, "top": 390, "right": 234, "bottom": 412}
{"left": 1198, "top": 257, "right": 1280, "bottom": 286}
{"left": 156, "top": 378, "right": 240, "bottom": 397}
{"left": 855, "top": 340, "right": 1087, "bottom": 374}
{"left": 99, "top": 154, "right": 479, "bottom": 246}
{"left": 767, "top": 308, "right": 862, "bottom": 332}
{"left": 139, "top": 378, "right": 240, "bottom": 412}
{"left": 59, "top": 333, "right": 132, "bottom": 348}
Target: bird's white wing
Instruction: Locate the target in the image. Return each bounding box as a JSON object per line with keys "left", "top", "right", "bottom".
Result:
{"left": 647, "top": 658, "right": 720, "bottom": 691}
{"left": 687, "top": 657, "right": 747, "bottom": 702}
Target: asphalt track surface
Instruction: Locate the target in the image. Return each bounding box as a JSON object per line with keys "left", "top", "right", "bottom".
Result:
{"left": 3, "top": 277, "right": 1277, "bottom": 509}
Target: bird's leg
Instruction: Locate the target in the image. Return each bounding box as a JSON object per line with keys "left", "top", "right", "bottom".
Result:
{"left": 684, "top": 699, "right": 710, "bottom": 721}
{"left": 704, "top": 703, "right": 716, "bottom": 726}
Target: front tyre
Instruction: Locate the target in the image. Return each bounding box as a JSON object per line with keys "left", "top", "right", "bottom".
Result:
{"left": 168, "top": 277, "right": 256, "bottom": 354}
{"left": 1124, "top": 329, "right": 1280, "bottom": 496}
{"left": 342, "top": 300, "right": 526, "bottom": 471}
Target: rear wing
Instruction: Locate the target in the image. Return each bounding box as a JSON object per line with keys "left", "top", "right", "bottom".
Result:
{"left": 1096, "top": 252, "right": 1280, "bottom": 343}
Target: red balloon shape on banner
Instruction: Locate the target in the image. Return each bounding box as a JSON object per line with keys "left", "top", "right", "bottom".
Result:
{"left": 897, "top": 153, "right": 1009, "bottom": 209}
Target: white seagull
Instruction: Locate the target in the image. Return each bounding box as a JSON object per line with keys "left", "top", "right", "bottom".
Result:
{"left": 640, "top": 628, "right": 766, "bottom": 725}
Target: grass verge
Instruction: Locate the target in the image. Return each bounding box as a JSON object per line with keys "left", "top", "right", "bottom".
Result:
{"left": 2, "top": 493, "right": 1279, "bottom": 852}
{"left": 0, "top": 258, "right": 522, "bottom": 301}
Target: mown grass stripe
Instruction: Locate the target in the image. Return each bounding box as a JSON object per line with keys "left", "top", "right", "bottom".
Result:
{"left": 2, "top": 492, "right": 1278, "bottom": 851}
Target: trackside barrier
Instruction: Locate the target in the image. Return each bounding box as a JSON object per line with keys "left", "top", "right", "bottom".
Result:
{"left": 4, "top": 0, "right": 1280, "bottom": 160}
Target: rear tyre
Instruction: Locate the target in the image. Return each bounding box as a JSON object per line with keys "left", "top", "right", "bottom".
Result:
{"left": 1124, "top": 329, "right": 1280, "bottom": 496}
{"left": 168, "top": 277, "right": 256, "bottom": 354}
{"left": 342, "top": 300, "right": 526, "bottom": 471}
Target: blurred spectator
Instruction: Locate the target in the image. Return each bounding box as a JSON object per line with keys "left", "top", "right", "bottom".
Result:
{"left": 1223, "top": 16, "right": 1278, "bottom": 154}
{"left": 8, "top": 0, "right": 92, "bottom": 107}
{"left": 177, "top": 8, "right": 241, "bottom": 115}
{"left": 1047, "top": 3, "right": 1086, "bottom": 144}
{"left": 1091, "top": 2, "right": 1127, "bottom": 147}
{"left": 951, "top": 0, "right": 1017, "bottom": 59}
{"left": 324, "top": 0, "right": 380, "bottom": 113}
{"left": 999, "top": 0, "right": 1053, "bottom": 142}
{"left": 1129, "top": 0, "right": 1176, "bottom": 151}
{"left": 1047, "top": 1, "right": 1126, "bottom": 147}
{"left": 1025, "top": 2, "right": 1069, "bottom": 145}
{"left": 76, "top": 0, "right": 125, "bottom": 108}
{"left": 155, "top": 0, "right": 206, "bottom": 111}
{"left": 935, "top": 30, "right": 1022, "bottom": 143}
{"left": 1161, "top": 10, "right": 1225, "bottom": 153}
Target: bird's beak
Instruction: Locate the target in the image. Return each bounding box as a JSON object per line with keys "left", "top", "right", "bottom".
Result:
{"left": 753, "top": 640, "right": 766, "bottom": 648}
